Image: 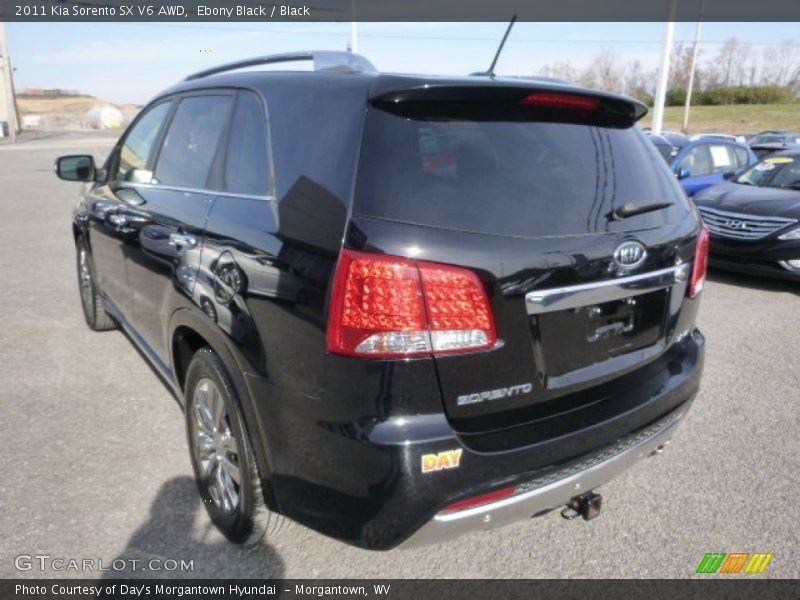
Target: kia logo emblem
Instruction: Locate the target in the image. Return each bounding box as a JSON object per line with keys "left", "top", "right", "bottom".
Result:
{"left": 613, "top": 241, "right": 647, "bottom": 270}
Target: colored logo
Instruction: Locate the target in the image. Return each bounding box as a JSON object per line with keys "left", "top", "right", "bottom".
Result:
{"left": 696, "top": 552, "right": 773, "bottom": 574}
{"left": 421, "top": 449, "right": 462, "bottom": 473}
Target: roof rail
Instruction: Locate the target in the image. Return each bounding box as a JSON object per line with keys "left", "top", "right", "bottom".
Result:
{"left": 185, "top": 51, "right": 378, "bottom": 81}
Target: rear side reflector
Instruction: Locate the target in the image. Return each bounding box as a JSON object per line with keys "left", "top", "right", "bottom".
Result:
{"left": 689, "top": 225, "right": 710, "bottom": 298}
{"left": 327, "top": 249, "right": 497, "bottom": 358}
{"left": 440, "top": 486, "right": 517, "bottom": 514}
{"left": 520, "top": 92, "right": 601, "bottom": 112}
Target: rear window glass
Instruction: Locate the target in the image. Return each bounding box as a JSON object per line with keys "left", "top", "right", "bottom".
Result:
{"left": 355, "top": 109, "right": 689, "bottom": 237}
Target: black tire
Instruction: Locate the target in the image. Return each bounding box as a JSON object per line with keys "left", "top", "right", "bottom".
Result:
{"left": 76, "top": 238, "right": 116, "bottom": 331}
{"left": 184, "top": 348, "right": 281, "bottom": 545}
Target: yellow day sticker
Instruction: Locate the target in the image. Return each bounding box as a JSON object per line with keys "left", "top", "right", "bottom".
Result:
{"left": 765, "top": 156, "right": 794, "bottom": 164}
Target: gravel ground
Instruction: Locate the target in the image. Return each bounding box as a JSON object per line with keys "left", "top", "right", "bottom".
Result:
{"left": 0, "top": 133, "right": 797, "bottom": 579}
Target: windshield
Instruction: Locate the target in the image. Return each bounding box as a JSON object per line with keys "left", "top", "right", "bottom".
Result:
{"left": 355, "top": 108, "right": 690, "bottom": 238}
{"left": 737, "top": 155, "right": 800, "bottom": 189}
{"left": 750, "top": 135, "right": 784, "bottom": 144}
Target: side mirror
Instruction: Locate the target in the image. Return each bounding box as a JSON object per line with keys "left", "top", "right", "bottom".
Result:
{"left": 55, "top": 155, "right": 96, "bottom": 182}
{"left": 676, "top": 167, "right": 691, "bottom": 180}
{"left": 722, "top": 170, "right": 737, "bottom": 181}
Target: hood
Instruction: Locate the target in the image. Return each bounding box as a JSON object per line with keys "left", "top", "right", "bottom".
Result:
{"left": 693, "top": 182, "right": 800, "bottom": 220}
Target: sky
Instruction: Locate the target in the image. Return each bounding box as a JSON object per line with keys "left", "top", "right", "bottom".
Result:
{"left": 6, "top": 21, "right": 800, "bottom": 105}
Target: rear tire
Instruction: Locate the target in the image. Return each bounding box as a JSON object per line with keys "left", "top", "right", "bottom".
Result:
{"left": 184, "top": 348, "right": 281, "bottom": 545}
{"left": 76, "top": 238, "right": 116, "bottom": 331}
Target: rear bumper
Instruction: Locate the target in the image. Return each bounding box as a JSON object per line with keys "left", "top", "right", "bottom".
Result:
{"left": 399, "top": 398, "right": 690, "bottom": 548}
{"left": 250, "top": 330, "right": 704, "bottom": 550}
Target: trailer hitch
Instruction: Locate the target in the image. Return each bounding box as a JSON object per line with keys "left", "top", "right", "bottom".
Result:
{"left": 560, "top": 491, "right": 603, "bottom": 521}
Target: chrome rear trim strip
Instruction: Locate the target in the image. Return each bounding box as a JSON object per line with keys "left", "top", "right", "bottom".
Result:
{"left": 525, "top": 265, "right": 689, "bottom": 315}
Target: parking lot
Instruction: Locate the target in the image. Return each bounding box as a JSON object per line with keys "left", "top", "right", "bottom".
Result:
{"left": 0, "top": 132, "right": 798, "bottom": 579}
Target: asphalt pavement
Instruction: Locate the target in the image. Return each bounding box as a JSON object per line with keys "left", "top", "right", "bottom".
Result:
{"left": 0, "top": 132, "right": 797, "bottom": 578}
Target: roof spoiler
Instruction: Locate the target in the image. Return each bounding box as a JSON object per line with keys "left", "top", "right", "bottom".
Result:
{"left": 370, "top": 84, "right": 648, "bottom": 128}
{"left": 184, "top": 51, "right": 378, "bottom": 81}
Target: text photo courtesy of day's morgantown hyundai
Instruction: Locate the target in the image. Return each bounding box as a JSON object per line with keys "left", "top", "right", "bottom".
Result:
{"left": 0, "top": 0, "right": 798, "bottom": 597}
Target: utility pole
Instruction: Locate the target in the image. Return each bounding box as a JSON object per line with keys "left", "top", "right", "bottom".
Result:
{"left": 651, "top": 0, "right": 677, "bottom": 135}
{"left": 350, "top": 0, "right": 358, "bottom": 53}
{"left": 0, "top": 22, "right": 18, "bottom": 143}
{"left": 682, "top": 14, "right": 704, "bottom": 134}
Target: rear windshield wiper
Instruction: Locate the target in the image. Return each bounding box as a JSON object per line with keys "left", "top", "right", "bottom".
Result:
{"left": 608, "top": 201, "right": 674, "bottom": 221}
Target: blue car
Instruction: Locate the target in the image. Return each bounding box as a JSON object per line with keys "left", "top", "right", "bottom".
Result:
{"left": 647, "top": 134, "right": 757, "bottom": 196}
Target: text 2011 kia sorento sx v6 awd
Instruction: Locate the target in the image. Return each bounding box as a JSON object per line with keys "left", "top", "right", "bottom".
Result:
{"left": 57, "top": 51, "right": 706, "bottom": 550}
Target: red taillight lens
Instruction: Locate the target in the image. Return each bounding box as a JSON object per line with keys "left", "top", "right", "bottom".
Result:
{"left": 327, "top": 249, "right": 497, "bottom": 358}
{"left": 689, "top": 225, "right": 710, "bottom": 298}
{"left": 441, "top": 486, "right": 517, "bottom": 514}
{"left": 520, "top": 92, "right": 600, "bottom": 112}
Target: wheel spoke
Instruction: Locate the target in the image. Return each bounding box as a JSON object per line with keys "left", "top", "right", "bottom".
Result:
{"left": 210, "top": 386, "right": 225, "bottom": 432}
{"left": 223, "top": 457, "right": 241, "bottom": 485}
{"left": 199, "top": 456, "right": 215, "bottom": 478}
{"left": 219, "top": 433, "right": 237, "bottom": 454}
{"left": 215, "top": 464, "right": 230, "bottom": 511}
{"left": 219, "top": 464, "right": 239, "bottom": 510}
{"left": 196, "top": 432, "right": 215, "bottom": 456}
{"left": 193, "top": 383, "right": 215, "bottom": 434}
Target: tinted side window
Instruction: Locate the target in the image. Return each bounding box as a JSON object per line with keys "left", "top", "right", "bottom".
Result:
{"left": 154, "top": 95, "right": 234, "bottom": 189}
{"left": 731, "top": 146, "right": 749, "bottom": 168}
{"left": 224, "top": 92, "right": 272, "bottom": 196}
{"left": 679, "top": 145, "right": 713, "bottom": 177}
{"left": 117, "top": 102, "right": 171, "bottom": 183}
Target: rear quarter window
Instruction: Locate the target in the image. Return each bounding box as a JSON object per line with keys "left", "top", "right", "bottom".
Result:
{"left": 154, "top": 95, "right": 234, "bottom": 189}
{"left": 355, "top": 108, "right": 690, "bottom": 238}
{"left": 224, "top": 91, "right": 272, "bottom": 197}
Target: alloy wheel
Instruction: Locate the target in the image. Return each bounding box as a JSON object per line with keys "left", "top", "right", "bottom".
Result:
{"left": 192, "top": 378, "right": 241, "bottom": 513}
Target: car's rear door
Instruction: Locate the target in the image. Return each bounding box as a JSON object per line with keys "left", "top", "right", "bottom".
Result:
{"left": 353, "top": 84, "right": 700, "bottom": 438}
{"left": 123, "top": 92, "right": 235, "bottom": 362}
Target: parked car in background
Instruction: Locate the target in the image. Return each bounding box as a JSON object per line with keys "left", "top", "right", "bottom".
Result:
{"left": 694, "top": 151, "right": 800, "bottom": 280}
{"left": 642, "top": 127, "right": 687, "bottom": 140}
{"left": 646, "top": 133, "right": 680, "bottom": 162}
{"left": 690, "top": 133, "right": 747, "bottom": 144}
{"left": 648, "top": 135, "right": 757, "bottom": 196}
{"left": 747, "top": 130, "right": 800, "bottom": 146}
{"left": 750, "top": 142, "right": 800, "bottom": 161}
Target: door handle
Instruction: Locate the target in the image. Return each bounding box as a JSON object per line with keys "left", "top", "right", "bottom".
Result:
{"left": 108, "top": 213, "right": 127, "bottom": 227}
{"left": 169, "top": 233, "right": 198, "bottom": 249}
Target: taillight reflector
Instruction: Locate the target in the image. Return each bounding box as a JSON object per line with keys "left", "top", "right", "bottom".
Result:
{"left": 520, "top": 92, "right": 601, "bottom": 112}
{"left": 441, "top": 486, "right": 517, "bottom": 514}
{"left": 689, "top": 225, "right": 710, "bottom": 298}
{"left": 327, "top": 249, "right": 497, "bottom": 358}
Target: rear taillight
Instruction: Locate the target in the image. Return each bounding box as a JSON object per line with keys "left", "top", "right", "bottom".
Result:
{"left": 327, "top": 249, "right": 497, "bottom": 358}
{"left": 440, "top": 486, "right": 517, "bottom": 514}
{"left": 689, "top": 225, "right": 710, "bottom": 298}
{"left": 520, "top": 92, "right": 600, "bottom": 112}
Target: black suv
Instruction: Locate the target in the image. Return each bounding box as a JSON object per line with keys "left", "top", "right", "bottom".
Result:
{"left": 57, "top": 51, "right": 706, "bottom": 550}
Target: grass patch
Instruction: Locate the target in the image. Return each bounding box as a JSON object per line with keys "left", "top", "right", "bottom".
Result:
{"left": 641, "top": 103, "right": 800, "bottom": 136}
